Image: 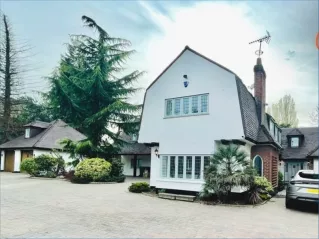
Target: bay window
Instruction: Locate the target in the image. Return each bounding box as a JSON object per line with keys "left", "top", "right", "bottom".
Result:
{"left": 186, "top": 156, "right": 192, "bottom": 179}
{"left": 160, "top": 155, "right": 210, "bottom": 180}
{"left": 161, "top": 156, "right": 168, "bottom": 177}
{"left": 170, "top": 156, "right": 176, "bottom": 178}
{"left": 194, "top": 156, "right": 201, "bottom": 179}
{"left": 178, "top": 156, "right": 184, "bottom": 178}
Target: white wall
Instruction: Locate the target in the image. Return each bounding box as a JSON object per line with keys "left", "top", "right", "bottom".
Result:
{"left": 0, "top": 150, "right": 5, "bottom": 171}
{"left": 121, "top": 155, "right": 151, "bottom": 176}
{"left": 150, "top": 141, "right": 253, "bottom": 192}
{"left": 14, "top": 150, "right": 21, "bottom": 172}
{"left": 314, "top": 159, "right": 318, "bottom": 173}
{"left": 139, "top": 49, "right": 245, "bottom": 155}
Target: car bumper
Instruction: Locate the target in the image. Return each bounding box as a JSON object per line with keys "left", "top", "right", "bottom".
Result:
{"left": 286, "top": 192, "right": 319, "bottom": 203}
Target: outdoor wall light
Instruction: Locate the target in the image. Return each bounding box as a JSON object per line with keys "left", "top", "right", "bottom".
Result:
{"left": 154, "top": 148, "right": 159, "bottom": 158}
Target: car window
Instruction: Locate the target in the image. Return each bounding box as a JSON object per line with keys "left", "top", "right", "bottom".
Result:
{"left": 298, "top": 172, "right": 319, "bottom": 179}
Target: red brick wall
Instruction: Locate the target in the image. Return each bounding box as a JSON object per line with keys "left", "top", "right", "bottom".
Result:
{"left": 251, "top": 145, "right": 279, "bottom": 187}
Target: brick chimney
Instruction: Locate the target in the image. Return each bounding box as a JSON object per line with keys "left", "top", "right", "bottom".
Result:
{"left": 254, "top": 57, "right": 266, "bottom": 124}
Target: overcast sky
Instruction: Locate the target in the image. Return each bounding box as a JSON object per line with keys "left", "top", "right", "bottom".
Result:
{"left": 1, "top": 0, "right": 318, "bottom": 126}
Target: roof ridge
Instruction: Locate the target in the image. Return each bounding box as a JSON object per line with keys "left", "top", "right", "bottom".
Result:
{"left": 33, "top": 120, "right": 59, "bottom": 148}
{"left": 307, "top": 145, "right": 319, "bottom": 156}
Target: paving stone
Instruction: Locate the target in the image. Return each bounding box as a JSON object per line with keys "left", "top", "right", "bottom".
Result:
{"left": 0, "top": 172, "right": 317, "bottom": 238}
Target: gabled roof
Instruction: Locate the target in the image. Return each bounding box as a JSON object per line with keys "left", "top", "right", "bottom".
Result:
{"left": 24, "top": 121, "right": 51, "bottom": 129}
{"left": 140, "top": 45, "right": 280, "bottom": 148}
{"left": 118, "top": 132, "right": 150, "bottom": 155}
{"left": 281, "top": 127, "right": 319, "bottom": 160}
{"left": 286, "top": 128, "right": 304, "bottom": 136}
{"left": 0, "top": 120, "right": 87, "bottom": 150}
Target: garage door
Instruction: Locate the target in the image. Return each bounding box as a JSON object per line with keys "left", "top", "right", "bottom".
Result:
{"left": 5, "top": 151, "right": 15, "bottom": 172}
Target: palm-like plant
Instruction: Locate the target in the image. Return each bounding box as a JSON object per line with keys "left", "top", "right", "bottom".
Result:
{"left": 204, "top": 144, "right": 253, "bottom": 202}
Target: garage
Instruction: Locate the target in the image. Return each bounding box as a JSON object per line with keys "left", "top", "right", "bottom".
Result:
{"left": 4, "top": 150, "right": 15, "bottom": 172}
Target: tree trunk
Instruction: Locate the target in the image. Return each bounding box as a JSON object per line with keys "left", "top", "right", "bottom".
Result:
{"left": 3, "top": 15, "right": 12, "bottom": 142}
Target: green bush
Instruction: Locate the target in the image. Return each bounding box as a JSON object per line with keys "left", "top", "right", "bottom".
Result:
{"left": 34, "top": 154, "right": 65, "bottom": 176}
{"left": 254, "top": 176, "right": 274, "bottom": 193}
{"left": 109, "top": 158, "right": 124, "bottom": 177}
{"left": 128, "top": 182, "right": 150, "bottom": 193}
{"left": 20, "top": 158, "right": 38, "bottom": 176}
{"left": 20, "top": 154, "right": 64, "bottom": 178}
{"left": 278, "top": 171, "right": 285, "bottom": 191}
{"left": 74, "top": 158, "right": 111, "bottom": 182}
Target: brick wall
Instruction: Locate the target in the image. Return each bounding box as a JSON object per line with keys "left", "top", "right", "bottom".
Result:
{"left": 251, "top": 145, "right": 279, "bottom": 187}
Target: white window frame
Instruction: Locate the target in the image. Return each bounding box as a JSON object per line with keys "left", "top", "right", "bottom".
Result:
{"left": 269, "top": 120, "right": 274, "bottom": 137}
{"left": 160, "top": 155, "right": 210, "bottom": 180}
{"left": 164, "top": 94, "right": 209, "bottom": 118}
{"left": 291, "top": 137, "right": 299, "bottom": 148}
{"left": 25, "top": 128, "right": 30, "bottom": 138}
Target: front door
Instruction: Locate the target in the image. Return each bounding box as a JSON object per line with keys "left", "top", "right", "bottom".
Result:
{"left": 4, "top": 150, "right": 15, "bottom": 172}
{"left": 287, "top": 162, "right": 304, "bottom": 180}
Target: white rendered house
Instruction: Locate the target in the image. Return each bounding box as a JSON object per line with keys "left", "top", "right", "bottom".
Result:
{"left": 138, "top": 46, "right": 282, "bottom": 192}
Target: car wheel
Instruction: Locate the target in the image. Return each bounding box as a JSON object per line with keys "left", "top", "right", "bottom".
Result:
{"left": 285, "top": 198, "right": 294, "bottom": 209}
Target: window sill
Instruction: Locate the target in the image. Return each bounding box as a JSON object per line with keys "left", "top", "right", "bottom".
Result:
{"left": 157, "top": 178, "right": 204, "bottom": 184}
{"left": 164, "top": 112, "right": 209, "bottom": 119}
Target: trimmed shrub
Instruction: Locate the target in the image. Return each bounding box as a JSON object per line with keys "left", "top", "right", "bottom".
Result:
{"left": 20, "top": 158, "right": 38, "bottom": 176}
{"left": 109, "top": 158, "right": 124, "bottom": 177}
{"left": 278, "top": 171, "right": 285, "bottom": 191}
{"left": 20, "top": 155, "right": 64, "bottom": 178}
{"left": 74, "top": 158, "right": 111, "bottom": 182}
{"left": 128, "top": 182, "right": 150, "bottom": 193}
{"left": 34, "top": 154, "right": 65, "bottom": 176}
{"left": 254, "top": 176, "right": 274, "bottom": 193}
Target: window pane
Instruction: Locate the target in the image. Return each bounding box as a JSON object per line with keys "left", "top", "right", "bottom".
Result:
{"left": 195, "top": 156, "right": 201, "bottom": 179}
{"left": 170, "top": 156, "right": 176, "bottom": 178}
{"left": 291, "top": 137, "right": 299, "bottom": 147}
{"left": 166, "top": 100, "right": 172, "bottom": 116}
{"left": 201, "top": 95, "right": 208, "bottom": 113}
{"left": 174, "top": 98, "right": 181, "bottom": 115}
{"left": 162, "top": 156, "right": 168, "bottom": 177}
{"left": 178, "top": 156, "right": 184, "bottom": 178}
{"left": 191, "top": 96, "right": 198, "bottom": 113}
{"left": 269, "top": 121, "right": 274, "bottom": 136}
{"left": 186, "top": 156, "right": 192, "bottom": 179}
{"left": 254, "top": 156, "right": 263, "bottom": 176}
{"left": 183, "top": 97, "right": 189, "bottom": 114}
{"left": 204, "top": 156, "right": 210, "bottom": 177}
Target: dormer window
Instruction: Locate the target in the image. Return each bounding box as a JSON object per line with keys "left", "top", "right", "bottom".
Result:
{"left": 291, "top": 137, "right": 299, "bottom": 148}
{"left": 25, "top": 128, "right": 30, "bottom": 138}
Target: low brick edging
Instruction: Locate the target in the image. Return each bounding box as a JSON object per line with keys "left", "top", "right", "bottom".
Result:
{"left": 141, "top": 192, "right": 271, "bottom": 207}
{"left": 89, "top": 182, "right": 118, "bottom": 184}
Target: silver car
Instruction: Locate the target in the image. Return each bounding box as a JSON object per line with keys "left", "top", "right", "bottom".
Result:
{"left": 286, "top": 170, "right": 319, "bottom": 209}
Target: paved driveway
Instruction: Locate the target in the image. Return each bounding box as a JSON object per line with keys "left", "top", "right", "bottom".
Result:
{"left": 1, "top": 173, "right": 318, "bottom": 238}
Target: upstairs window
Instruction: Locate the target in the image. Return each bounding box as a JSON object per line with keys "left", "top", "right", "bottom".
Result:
{"left": 183, "top": 97, "right": 189, "bottom": 114}
{"left": 291, "top": 137, "right": 300, "bottom": 148}
{"left": 25, "top": 128, "right": 30, "bottom": 138}
{"left": 165, "top": 94, "right": 208, "bottom": 118}
{"left": 166, "top": 99, "right": 173, "bottom": 116}
{"left": 201, "top": 94, "right": 208, "bottom": 113}
{"left": 174, "top": 98, "right": 181, "bottom": 115}
{"left": 269, "top": 120, "right": 274, "bottom": 137}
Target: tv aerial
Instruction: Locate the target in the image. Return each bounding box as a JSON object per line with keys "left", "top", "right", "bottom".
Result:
{"left": 249, "top": 31, "right": 271, "bottom": 57}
